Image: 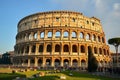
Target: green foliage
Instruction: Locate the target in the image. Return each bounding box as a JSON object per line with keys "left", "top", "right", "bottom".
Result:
{"left": 108, "top": 37, "right": 120, "bottom": 54}
{"left": 108, "top": 37, "right": 120, "bottom": 47}
{"left": 88, "top": 47, "right": 98, "bottom": 72}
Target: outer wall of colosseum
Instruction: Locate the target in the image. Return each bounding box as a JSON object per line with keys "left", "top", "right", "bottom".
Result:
{"left": 13, "top": 11, "right": 111, "bottom": 69}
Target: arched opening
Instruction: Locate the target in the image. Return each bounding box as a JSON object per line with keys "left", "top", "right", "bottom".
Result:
{"left": 34, "top": 33, "right": 37, "bottom": 40}
{"left": 72, "top": 45, "right": 77, "bottom": 52}
{"left": 86, "top": 33, "right": 90, "bottom": 40}
{"left": 64, "top": 45, "right": 69, "bottom": 52}
{"left": 25, "top": 46, "right": 29, "bottom": 53}
{"left": 40, "top": 32, "right": 44, "bottom": 38}
{"left": 72, "top": 59, "right": 78, "bottom": 67}
{"left": 54, "top": 59, "right": 60, "bottom": 67}
{"left": 24, "top": 59, "right": 28, "bottom": 64}
{"left": 30, "top": 59, "right": 35, "bottom": 66}
{"left": 81, "top": 59, "right": 86, "bottom": 68}
{"left": 64, "top": 59, "right": 69, "bottom": 67}
{"left": 48, "top": 31, "right": 52, "bottom": 38}
{"left": 107, "top": 50, "right": 109, "bottom": 55}
{"left": 92, "top": 34, "right": 96, "bottom": 41}
{"left": 81, "top": 45, "right": 85, "bottom": 53}
{"left": 102, "top": 37, "right": 105, "bottom": 43}
{"left": 98, "top": 36, "right": 100, "bottom": 42}
{"left": 55, "top": 31, "right": 61, "bottom": 38}
{"left": 87, "top": 20, "right": 89, "bottom": 24}
{"left": 63, "top": 31, "right": 69, "bottom": 38}
{"left": 38, "top": 59, "right": 42, "bottom": 66}
{"left": 47, "top": 44, "right": 52, "bottom": 52}
{"left": 72, "top": 31, "right": 77, "bottom": 38}
{"left": 21, "top": 47, "right": 24, "bottom": 54}
{"left": 39, "top": 45, "right": 43, "bottom": 52}
{"left": 24, "top": 34, "right": 27, "bottom": 41}
{"left": 99, "top": 48, "right": 102, "bottom": 54}
{"left": 46, "top": 59, "right": 51, "bottom": 67}
{"left": 88, "top": 46, "right": 92, "bottom": 55}
{"left": 72, "top": 18, "right": 76, "bottom": 22}
{"left": 55, "top": 44, "right": 61, "bottom": 52}
{"left": 80, "top": 32, "right": 84, "bottom": 39}
{"left": 103, "top": 49, "right": 106, "bottom": 55}
{"left": 94, "top": 47, "right": 97, "bottom": 54}
{"left": 32, "top": 45, "right": 36, "bottom": 53}
{"left": 29, "top": 33, "right": 32, "bottom": 40}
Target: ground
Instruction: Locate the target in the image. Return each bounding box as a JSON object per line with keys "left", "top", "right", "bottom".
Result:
{"left": 0, "top": 68, "right": 119, "bottom": 80}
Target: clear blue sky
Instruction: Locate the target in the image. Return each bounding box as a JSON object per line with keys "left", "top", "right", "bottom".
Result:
{"left": 0, "top": 0, "right": 120, "bottom": 54}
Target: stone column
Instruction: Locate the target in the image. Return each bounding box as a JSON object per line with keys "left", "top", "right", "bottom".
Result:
{"left": 51, "top": 57, "right": 54, "bottom": 67}
{"left": 52, "top": 43, "right": 54, "bottom": 55}
{"left": 35, "top": 44, "right": 39, "bottom": 55}
{"left": 61, "top": 30, "right": 63, "bottom": 40}
{"left": 29, "top": 45, "right": 32, "bottom": 55}
{"left": 69, "top": 29, "right": 71, "bottom": 40}
{"left": 28, "top": 59, "right": 30, "bottom": 67}
{"left": 60, "top": 42, "right": 63, "bottom": 55}
{"left": 43, "top": 43, "right": 46, "bottom": 55}
{"left": 78, "top": 58, "right": 81, "bottom": 67}
{"left": 34, "top": 57, "right": 38, "bottom": 67}
{"left": 44, "top": 30, "right": 47, "bottom": 39}
{"left": 31, "top": 32, "right": 34, "bottom": 40}
{"left": 85, "top": 44, "right": 88, "bottom": 55}
{"left": 37, "top": 31, "right": 40, "bottom": 40}
{"left": 23, "top": 46, "right": 25, "bottom": 55}
{"left": 52, "top": 30, "right": 55, "bottom": 39}
{"left": 78, "top": 44, "right": 80, "bottom": 55}
{"left": 60, "top": 57, "right": 63, "bottom": 67}
{"left": 42, "top": 57, "right": 45, "bottom": 67}
{"left": 77, "top": 31, "right": 80, "bottom": 40}
{"left": 70, "top": 58, "right": 72, "bottom": 67}
{"left": 70, "top": 42, "right": 72, "bottom": 55}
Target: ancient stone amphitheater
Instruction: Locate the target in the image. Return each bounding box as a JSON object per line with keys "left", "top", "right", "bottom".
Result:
{"left": 13, "top": 11, "right": 111, "bottom": 69}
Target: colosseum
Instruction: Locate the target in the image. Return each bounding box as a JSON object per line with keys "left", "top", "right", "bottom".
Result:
{"left": 13, "top": 11, "right": 111, "bottom": 70}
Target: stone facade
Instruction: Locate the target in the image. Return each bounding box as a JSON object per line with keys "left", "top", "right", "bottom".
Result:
{"left": 112, "top": 53, "right": 120, "bottom": 67}
{"left": 13, "top": 11, "right": 111, "bottom": 69}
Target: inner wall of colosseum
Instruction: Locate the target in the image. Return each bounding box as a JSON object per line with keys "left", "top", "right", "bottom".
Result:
{"left": 13, "top": 11, "right": 111, "bottom": 69}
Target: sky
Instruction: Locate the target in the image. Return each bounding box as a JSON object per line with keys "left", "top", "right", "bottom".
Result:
{"left": 0, "top": 0, "right": 120, "bottom": 54}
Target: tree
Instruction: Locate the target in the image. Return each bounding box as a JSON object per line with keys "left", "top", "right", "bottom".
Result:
{"left": 88, "top": 46, "right": 98, "bottom": 72}
{"left": 0, "top": 52, "right": 12, "bottom": 64}
{"left": 108, "top": 37, "right": 120, "bottom": 67}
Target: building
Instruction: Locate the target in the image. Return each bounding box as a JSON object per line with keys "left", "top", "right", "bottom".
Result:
{"left": 112, "top": 53, "right": 120, "bottom": 67}
{"left": 0, "top": 51, "right": 14, "bottom": 64}
{"left": 13, "top": 11, "right": 111, "bottom": 69}
{"left": 8, "top": 51, "right": 14, "bottom": 64}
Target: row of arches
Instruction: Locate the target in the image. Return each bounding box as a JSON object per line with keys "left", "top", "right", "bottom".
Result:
{"left": 16, "top": 30, "right": 105, "bottom": 43}
{"left": 14, "top": 57, "right": 110, "bottom": 68}
{"left": 15, "top": 43, "right": 110, "bottom": 55}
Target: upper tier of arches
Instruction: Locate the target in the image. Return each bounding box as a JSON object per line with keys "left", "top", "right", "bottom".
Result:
{"left": 16, "top": 28, "right": 105, "bottom": 44}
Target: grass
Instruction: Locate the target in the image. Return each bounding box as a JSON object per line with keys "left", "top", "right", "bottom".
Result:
{"left": 17, "top": 70, "right": 39, "bottom": 77}
{"left": 0, "top": 68, "right": 120, "bottom": 80}
{"left": 0, "top": 73, "right": 26, "bottom": 80}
